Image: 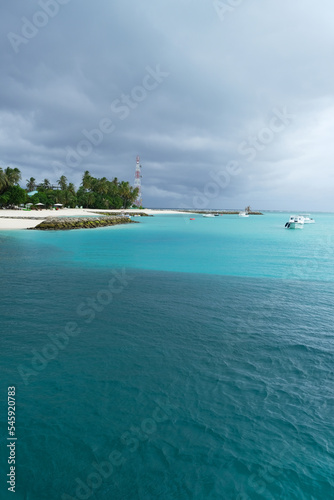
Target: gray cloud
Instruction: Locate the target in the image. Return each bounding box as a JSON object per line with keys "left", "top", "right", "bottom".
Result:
{"left": 1, "top": 0, "right": 334, "bottom": 210}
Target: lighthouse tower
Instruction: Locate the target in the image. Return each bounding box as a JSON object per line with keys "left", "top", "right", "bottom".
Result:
{"left": 134, "top": 155, "right": 142, "bottom": 207}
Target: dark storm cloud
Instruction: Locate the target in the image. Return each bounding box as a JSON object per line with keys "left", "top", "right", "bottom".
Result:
{"left": 1, "top": 0, "right": 334, "bottom": 209}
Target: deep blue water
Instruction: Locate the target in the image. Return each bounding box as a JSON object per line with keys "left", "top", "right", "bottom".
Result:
{"left": 1, "top": 213, "right": 334, "bottom": 499}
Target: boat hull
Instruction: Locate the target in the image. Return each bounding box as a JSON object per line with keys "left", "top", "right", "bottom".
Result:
{"left": 285, "top": 222, "right": 304, "bottom": 229}
{"left": 285, "top": 215, "right": 305, "bottom": 229}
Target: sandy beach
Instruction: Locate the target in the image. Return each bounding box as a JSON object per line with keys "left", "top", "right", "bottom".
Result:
{"left": 0, "top": 208, "right": 188, "bottom": 230}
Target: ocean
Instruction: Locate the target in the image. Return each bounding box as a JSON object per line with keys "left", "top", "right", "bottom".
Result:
{"left": 1, "top": 212, "right": 334, "bottom": 499}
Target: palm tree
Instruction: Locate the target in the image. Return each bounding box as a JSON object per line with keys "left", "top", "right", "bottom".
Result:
{"left": 5, "top": 167, "right": 21, "bottom": 186}
{"left": 39, "top": 179, "right": 51, "bottom": 190}
{"left": 96, "top": 177, "right": 109, "bottom": 195}
{"left": 82, "top": 171, "right": 92, "bottom": 191}
{"left": 86, "top": 191, "right": 95, "bottom": 208}
{"left": 26, "top": 177, "right": 36, "bottom": 192}
{"left": 57, "top": 175, "right": 68, "bottom": 191}
{"left": 62, "top": 183, "right": 77, "bottom": 207}
{"left": 0, "top": 168, "right": 8, "bottom": 194}
{"left": 1, "top": 167, "right": 22, "bottom": 195}
{"left": 119, "top": 181, "right": 138, "bottom": 208}
{"left": 67, "top": 183, "right": 76, "bottom": 195}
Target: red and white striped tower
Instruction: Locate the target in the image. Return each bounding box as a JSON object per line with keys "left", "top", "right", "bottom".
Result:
{"left": 134, "top": 155, "right": 142, "bottom": 206}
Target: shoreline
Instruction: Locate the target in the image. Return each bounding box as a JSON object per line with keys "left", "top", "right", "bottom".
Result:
{"left": 0, "top": 208, "right": 190, "bottom": 230}
{"left": 0, "top": 208, "right": 264, "bottom": 230}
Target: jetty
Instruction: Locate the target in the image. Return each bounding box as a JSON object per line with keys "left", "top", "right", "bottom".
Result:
{"left": 30, "top": 215, "right": 137, "bottom": 231}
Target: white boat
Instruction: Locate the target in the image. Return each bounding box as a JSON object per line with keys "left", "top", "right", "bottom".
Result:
{"left": 285, "top": 215, "right": 304, "bottom": 229}
{"left": 202, "top": 214, "right": 215, "bottom": 218}
{"left": 238, "top": 211, "right": 249, "bottom": 217}
{"left": 299, "top": 214, "right": 315, "bottom": 224}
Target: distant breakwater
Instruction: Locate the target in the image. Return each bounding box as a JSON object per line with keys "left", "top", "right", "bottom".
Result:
{"left": 30, "top": 216, "right": 138, "bottom": 231}
{"left": 89, "top": 211, "right": 153, "bottom": 217}
{"left": 176, "top": 210, "right": 263, "bottom": 215}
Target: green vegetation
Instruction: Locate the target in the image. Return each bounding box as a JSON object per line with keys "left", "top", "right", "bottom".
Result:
{"left": 0, "top": 167, "right": 26, "bottom": 207}
{"left": 0, "top": 168, "right": 139, "bottom": 209}
{"left": 77, "top": 171, "right": 138, "bottom": 209}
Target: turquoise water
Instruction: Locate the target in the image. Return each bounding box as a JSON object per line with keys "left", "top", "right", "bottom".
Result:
{"left": 1, "top": 213, "right": 334, "bottom": 499}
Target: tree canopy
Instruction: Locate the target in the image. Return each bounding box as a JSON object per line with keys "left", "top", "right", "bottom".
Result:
{"left": 0, "top": 168, "right": 140, "bottom": 209}
{"left": 26, "top": 177, "right": 36, "bottom": 192}
{"left": 0, "top": 167, "right": 22, "bottom": 195}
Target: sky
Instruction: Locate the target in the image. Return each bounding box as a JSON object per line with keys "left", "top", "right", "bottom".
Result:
{"left": 1, "top": 0, "right": 334, "bottom": 210}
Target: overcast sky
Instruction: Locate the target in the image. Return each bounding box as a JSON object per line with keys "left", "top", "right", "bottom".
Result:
{"left": 1, "top": 0, "right": 334, "bottom": 210}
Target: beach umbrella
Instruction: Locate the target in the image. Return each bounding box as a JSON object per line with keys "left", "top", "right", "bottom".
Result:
{"left": 36, "top": 202, "right": 44, "bottom": 206}
{"left": 54, "top": 203, "right": 63, "bottom": 206}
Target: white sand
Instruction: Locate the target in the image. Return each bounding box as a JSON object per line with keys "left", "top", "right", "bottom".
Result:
{"left": 0, "top": 208, "right": 188, "bottom": 230}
